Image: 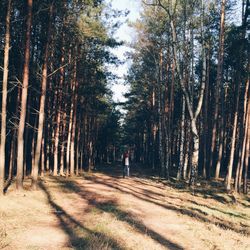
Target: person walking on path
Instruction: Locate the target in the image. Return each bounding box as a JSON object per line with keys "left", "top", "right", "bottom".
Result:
{"left": 123, "top": 151, "right": 130, "bottom": 178}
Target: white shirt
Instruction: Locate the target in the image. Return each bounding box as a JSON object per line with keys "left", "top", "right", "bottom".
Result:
{"left": 125, "top": 157, "right": 129, "bottom": 166}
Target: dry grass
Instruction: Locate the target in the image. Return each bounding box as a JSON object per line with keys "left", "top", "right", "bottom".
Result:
{"left": 0, "top": 173, "right": 250, "bottom": 250}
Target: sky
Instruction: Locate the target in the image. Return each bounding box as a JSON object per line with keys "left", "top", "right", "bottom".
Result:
{"left": 108, "top": 0, "right": 141, "bottom": 103}
{"left": 107, "top": 0, "right": 243, "bottom": 103}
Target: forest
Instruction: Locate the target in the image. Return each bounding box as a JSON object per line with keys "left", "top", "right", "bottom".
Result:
{"left": 0, "top": 0, "right": 124, "bottom": 193}
{"left": 0, "top": 0, "right": 250, "bottom": 249}
{"left": 124, "top": 0, "right": 250, "bottom": 192}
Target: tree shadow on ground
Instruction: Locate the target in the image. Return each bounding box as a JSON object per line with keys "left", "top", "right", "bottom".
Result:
{"left": 133, "top": 177, "right": 235, "bottom": 204}
{"left": 51, "top": 176, "right": 184, "bottom": 250}
{"left": 188, "top": 199, "right": 250, "bottom": 220}
{"left": 82, "top": 175, "right": 250, "bottom": 236}
{"left": 38, "top": 181, "right": 125, "bottom": 250}
{"left": 99, "top": 166, "right": 249, "bottom": 206}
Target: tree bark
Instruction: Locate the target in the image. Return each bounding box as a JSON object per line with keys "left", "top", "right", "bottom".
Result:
{"left": 66, "top": 58, "right": 77, "bottom": 177}
{"left": 225, "top": 75, "right": 240, "bottom": 191}
{"left": 60, "top": 111, "right": 67, "bottom": 176}
{"left": 70, "top": 80, "right": 78, "bottom": 177}
{"left": 203, "top": 45, "right": 210, "bottom": 178}
{"left": 209, "top": 0, "right": 226, "bottom": 179}
{"left": 53, "top": 34, "right": 65, "bottom": 176}
{"left": 16, "top": 0, "right": 33, "bottom": 190}
{"left": 31, "top": 4, "right": 52, "bottom": 189}
{"left": 243, "top": 100, "right": 250, "bottom": 194}
{"left": 0, "top": 0, "right": 11, "bottom": 195}
{"left": 177, "top": 96, "right": 185, "bottom": 180}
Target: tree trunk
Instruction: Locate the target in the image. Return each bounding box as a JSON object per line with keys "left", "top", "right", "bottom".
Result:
{"left": 177, "top": 96, "right": 185, "bottom": 180}
{"left": 66, "top": 59, "right": 76, "bottom": 177}
{"left": 215, "top": 121, "right": 224, "bottom": 179}
{"left": 8, "top": 135, "right": 15, "bottom": 181}
{"left": 76, "top": 124, "right": 81, "bottom": 176}
{"left": 238, "top": 69, "right": 250, "bottom": 192}
{"left": 60, "top": 111, "right": 67, "bottom": 176}
{"left": 243, "top": 101, "right": 250, "bottom": 194}
{"left": 16, "top": 0, "right": 33, "bottom": 190}
{"left": 53, "top": 34, "right": 65, "bottom": 176}
{"left": 190, "top": 5, "right": 207, "bottom": 185}
{"left": 70, "top": 92, "right": 78, "bottom": 177}
{"left": 41, "top": 136, "right": 45, "bottom": 177}
{"left": 225, "top": 76, "right": 240, "bottom": 191}
{"left": 158, "top": 50, "right": 165, "bottom": 177}
{"left": 209, "top": 0, "right": 226, "bottom": 179}
{"left": 0, "top": 0, "right": 11, "bottom": 195}
{"left": 31, "top": 5, "right": 52, "bottom": 189}
{"left": 189, "top": 120, "right": 199, "bottom": 187}
{"left": 203, "top": 45, "right": 210, "bottom": 178}
{"left": 234, "top": 0, "right": 250, "bottom": 192}
{"left": 168, "top": 10, "right": 206, "bottom": 186}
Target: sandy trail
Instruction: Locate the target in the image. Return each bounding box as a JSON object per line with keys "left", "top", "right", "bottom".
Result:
{"left": 1, "top": 170, "right": 250, "bottom": 250}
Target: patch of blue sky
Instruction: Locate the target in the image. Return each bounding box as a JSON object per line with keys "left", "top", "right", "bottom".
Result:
{"left": 105, "top": 0, "right": 141, "bottom": 103}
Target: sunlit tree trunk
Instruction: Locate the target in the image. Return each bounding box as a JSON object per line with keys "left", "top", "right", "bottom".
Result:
{"left": 243, "top": 100, "right": 250, "bottom": 194}
{"left": 76, "top": 124, "right": 81, "bottom": 176}
{"left": 225, "top": 75, "right": 240, "bottom": 191}
{"left": 158, "top": 49, "right": 165, "bottom": 177}
{"left": 66, "top": 58, "right": 76, "bottom": 177}
{"left": 210, "top": 0, "right": 226, "bottom": 179}
{"left": 16, "top": 0, "right": 33, "bottom": 190}
{"left": 70, "top": 77, "right": 78, "bottom": 177}
{"left": 0, "top": 0, "right": 11, "bottom": 195}
{"left": 151, "top": 88, "right": 156, "bottom": 170}
{"left": 238, "top": 69, "right": 249, "bottom": 193}
{"left": 215, "top": 100, "right": 225, "bottom": 179}
{"left": 234, "top": 0, "right": 249, "bottom": 192}
{"left": 53, "top": 35, "right": 65, "bottom": 176}
{"left": 32, "top": 5, "right": 52, "bottom": 189}
{"left": 203, "top": 45, "right": 210, "bottom": 178}
{"left": 40, "top": 137, "right": 45, "bottom": 177}
{"left": 60, "top": 111, "right": 67, "bottom": 176}
{"left": 177, "top": 1, "right": 187, "bottom": 181}
{"left": 177, "top": 96, "right": 185, "bottom": 180}
{"left": 168, "top": 5, "right": 206, "bottom": 186}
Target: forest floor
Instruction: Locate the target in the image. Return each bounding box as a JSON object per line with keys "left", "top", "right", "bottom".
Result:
{"left": 0, "top": 165, "right": 250, "bottom": 250}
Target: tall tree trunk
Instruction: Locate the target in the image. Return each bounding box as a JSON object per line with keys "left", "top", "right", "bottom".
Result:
{"left": 177, "top": 96, "right": 185, "bottom": 180}
{"left": 66, "top": 59, "right": 76, "bottom": 177}
{"left": 158, "top": 49, "right": 165, "bottom": 177}
{"left": 234, "top": 0, "right": 250, "bottom": 192}
{"left": 238, "top": 66, "right": 250, "bottom": 192}
{"left": 16, "top": 0, "right": 33, "bottom": 190}
{"left": 215, "top": 108, "right": 225, "bottom": 179}
{"left": 203, "top": 45, "right": 210, "bottom": 178}
{"left": 151, "top": 88, "right": 156, "bottom": 170}
{"left": 243, "top": 100, "right": 250, "bottom": 194}
{"left": 70, "top": 83, "right": 78, "bottom": 177}
{"left": 31, "top": 5, "right": 52, "bottom": 189}
{"left": 60, "top": 111, "right": 67, "bottom": 176}
{"left": 225, "top": 76, "right": 240, "bottom": 191}
{"left": 76, "top": 124, "right": 81, "bottom": 176}
{"left": 189, "top": 120, "right": 199, "bottom": 187}
{"left": 53, "top": 34, "right": 65, "bottom": 176}
{"left": 40, "top": 136, "right": 45, "bottom": 177}
{"left": 209, "top": 0, "right": 226, "bottom": 179}
{"left": 168, "top": 12, "right": 206, "bottom": 186}
{"left": 0, "top": 0, "right": 11, "bottom": 195}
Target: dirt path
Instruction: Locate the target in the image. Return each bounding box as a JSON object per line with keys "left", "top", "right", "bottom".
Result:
{"left": 1, "top": 169, "right": 250, "bottom": 250}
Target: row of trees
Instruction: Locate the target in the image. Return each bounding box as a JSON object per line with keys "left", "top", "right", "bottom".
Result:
{"left": 124, "top": 0, "right": 249, "bottom": 192}
{"left": 0, "top": 0, "right": 122, "bottom": 194}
